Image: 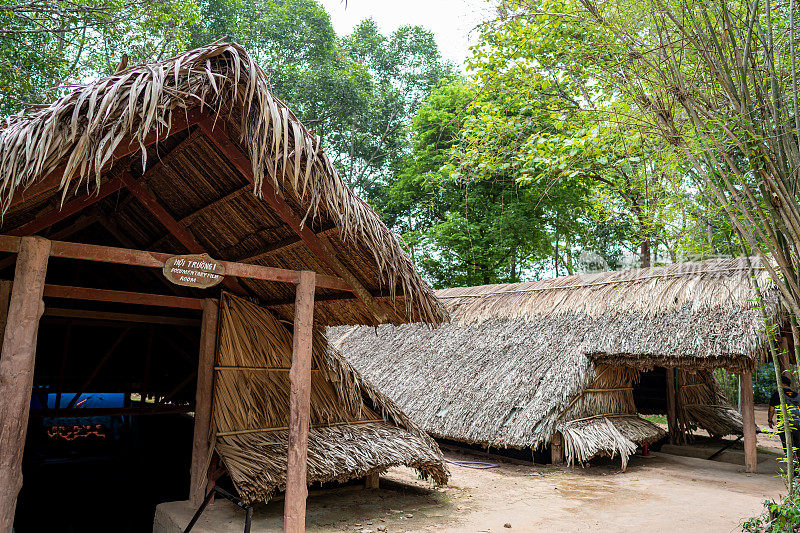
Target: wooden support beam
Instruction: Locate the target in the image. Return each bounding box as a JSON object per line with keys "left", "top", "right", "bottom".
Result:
{"left": 666, "top": 367, "right": 678, "bottom": 445}
{"left": 9, "top": 108, "right": 203, "bottom": 209}
{"left": 0, "top": 235, "right": 349, "bottom": 291}
{"left": 119, "top": 172, "right": 246, "bottom": 296}
{"left": 284, "top": 271, "right": 316, "bottom": 533}
{"left": 30, "top": 405, "right": 191, "bottom": 417}
{"left": 190, "top": 299, "right": 219, "bottom": 507}
{"left": 0, "top": 280, "right": 12, "bottom": 340}
{"left": 740, "top": 372, "right": 758, "bottom": 473}
{"left": 181, "top": 186, "right": 251, "bottom": 227}
{"left": 0, "top": 236, "right": 50, "bottom": 530}
{"left": 44, "top": 308, "right": 201, "bottom": 327}
{"left": 8, "top": 177, "right": 124, "bottom": 237}
{"left": 232, "top": 224, "right": 337, "bottom": 265}
{"left": 365, "top": 472, "right": 379, "bottom": 490}
{"left": 66, "top": 327, "right": 131, "bottom": 409}
{"left": 43, "top": 284, "right": 203, "bottom": 310}
{"left": 197, "top": 118, "right": 388, "bottom": 324}
{"left": 550, "top": 432, "right": 564, "bottom": 465}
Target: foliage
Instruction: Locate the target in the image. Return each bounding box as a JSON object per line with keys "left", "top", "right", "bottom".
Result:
{"left": 743, "top": 492, "right": 800, "bottom": 532}
{"left": 715, "top": 364, "right": 783, "bottom": 405}
{"left": 190, "top": 1, "right": 455, "bottom": 210}
{"left": 0, "top": 0, "right": 200, "bottom": 114}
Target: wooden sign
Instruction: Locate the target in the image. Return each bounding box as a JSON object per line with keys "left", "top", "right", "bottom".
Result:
{"left": 163, "top": 254, "right": 226, "bottom": 289}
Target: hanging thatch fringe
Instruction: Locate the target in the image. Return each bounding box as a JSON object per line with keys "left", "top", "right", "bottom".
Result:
{"left": 0, "top": 42, "right": 446, "bottom": 325}
{"left": 213, "top": 293, "right": 447, "bottom": 504}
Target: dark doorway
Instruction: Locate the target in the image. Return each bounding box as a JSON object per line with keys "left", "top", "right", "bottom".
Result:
{"left": 14, "top": 314, "right": 199, "bottom": 532}
{"left": 633, "top": 367, "right": 668, "bottom": 415}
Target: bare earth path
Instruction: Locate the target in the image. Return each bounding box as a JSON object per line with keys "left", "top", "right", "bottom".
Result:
{"left": 157, "top": 449, "right": 785, "bottom": 533}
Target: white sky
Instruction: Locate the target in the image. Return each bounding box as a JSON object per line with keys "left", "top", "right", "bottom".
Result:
{"left": 318, "top": 0, "right": 494, "bottom": 68}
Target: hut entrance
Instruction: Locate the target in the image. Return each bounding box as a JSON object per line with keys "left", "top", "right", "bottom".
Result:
{"left": 631, "top": 367, "right": 743, "bottom": 446}
{"left": 16, "top": 317, "right": 200, "bottom": 531}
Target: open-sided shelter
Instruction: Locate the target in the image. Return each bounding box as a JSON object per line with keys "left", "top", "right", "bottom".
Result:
{"left": 0, "top": 42, "right": 447, "bottom": 531}
{"left": 334, "top": 258, "right": 783, "bottom": 471}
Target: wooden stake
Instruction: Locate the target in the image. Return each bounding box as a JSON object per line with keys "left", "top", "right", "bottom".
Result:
{"left": 190, "top": 298, "right": 219, "bottom": 507}
{"left": 665, "top": 367, "right": 678, "bottom": 445}
{"left": 0, "top": 236, "right": 51, "bottom": 530}
{"left": 284, "top": 271, "right": 316, "bottom": 533}
{"left": 740, "top": 372, "right": 758, "bottom": 473}
{"left": 365, "top": 472, "right": 380, "bottom": 490}
{"left": 550, "top": 432, "right": 564, "bottom": 465}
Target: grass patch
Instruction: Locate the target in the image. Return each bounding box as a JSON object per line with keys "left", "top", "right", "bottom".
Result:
{"left": 642, "top": 414, "right": 667, "bottom": 424}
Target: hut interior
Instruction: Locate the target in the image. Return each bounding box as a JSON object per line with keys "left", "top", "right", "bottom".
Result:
{"left": 0, "top": 42, "right": 446, "bottom": 532}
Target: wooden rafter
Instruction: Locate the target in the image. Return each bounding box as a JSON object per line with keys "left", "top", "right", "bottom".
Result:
{"left": 45, "top": 308, "right": 201, "bottom": 327}
{"left": 119, "top": 172, "right": 247, "bottom": 295}
{"left": 8, "top": 177, "right": 124, "bottom": 237}
{"left": 231, "top": 223, "right": 337, "bottom": 264}
{"left": 9, "top": 107, "right": 203, "bottom": 210}
{"left": 43, "top": 284, "right": 203, "bottom": 310}
{"left": 196, "top": 117, "right": 388, "bottom": 324}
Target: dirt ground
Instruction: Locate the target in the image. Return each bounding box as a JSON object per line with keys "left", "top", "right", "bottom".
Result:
{"left": 157, "top": 447, "right": 786, "bottom": 533}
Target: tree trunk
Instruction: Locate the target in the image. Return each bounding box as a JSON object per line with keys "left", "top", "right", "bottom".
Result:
{"left": 640, "top": 239, "right": 651, "bottom": 268}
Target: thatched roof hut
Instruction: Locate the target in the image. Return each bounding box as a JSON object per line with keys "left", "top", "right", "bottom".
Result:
{"left": 0, "top": 41, "right": 447, "bottom": 327}
{"left": 0, "top": 41, "right": 449, "bottom": 518}
{"left": 333, "top": 258, "right": 779, "bottom": 468}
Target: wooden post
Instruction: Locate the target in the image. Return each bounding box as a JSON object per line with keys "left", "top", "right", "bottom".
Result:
{"left": 0, "top": 280, "right": 12, "bottom": 341}
{"left": 0, "top": 236, "right": 51, "bottom": 530}
{"left": 550, "top": 432, "right": 564, "bottom": 465}
{"left": 740, "top": 371, "right": 758, "bottom": 473}
{"left": 665, "top": 367, "right": 678, "bottom": 445}
{"left": 365, "top": 472, "right": 380, "bottom": 489}
{"left": 284, "top": 271, "right": 316, "bottom": 533}
{"left": 189, "top": 298, "right": 219, "bottom": 507}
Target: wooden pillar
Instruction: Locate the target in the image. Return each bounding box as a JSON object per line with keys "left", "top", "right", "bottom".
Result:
{"left": 284, "top": 271, "right": 316, "bottom": 533}
{"left": 665, "top": 367, "right": 678, "bottom": 445}
{"left": 550, "top": 432, "right": 564, "bottom": 465}
{"left": 189, "top": 298, "right": 219, "bottom": 507}
{"left": 0, "top": 236, "right": 50, "bottom": 531}
{"left": 740, "top": 371, "right": 758, "bottom": 473}
{"left": 0, "top": 280, "right": 12, "bottom": 341}
{"left": 365, "top": 472, "right": 380, "bottom": 489}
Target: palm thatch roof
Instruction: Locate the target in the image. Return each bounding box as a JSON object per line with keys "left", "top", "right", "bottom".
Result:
{"left": 214, "top": 293, "right": 448, "bottom": 504}
{"left": 332, "top": 258, "right": 774, "bottom": 466}
{"left": 0, "top": 42, "right": 446, "bottom": 327}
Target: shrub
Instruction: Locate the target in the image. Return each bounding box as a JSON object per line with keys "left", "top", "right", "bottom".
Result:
{"left": 743, "top": 492, "right": 800, "bottom": 532}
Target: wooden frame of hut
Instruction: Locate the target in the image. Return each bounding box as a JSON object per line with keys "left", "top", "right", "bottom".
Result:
{"left": 0, "top": 42, "right": 448, "bottom": 532}
{"left": 334, "top": 258, "right": 784, "bottom": 473}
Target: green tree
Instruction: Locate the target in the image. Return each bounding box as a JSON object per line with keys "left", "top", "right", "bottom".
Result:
{"left": 0, "top": 0, "right": 199, "bottom": 114}
{"left": 190, "top": 2, "right": 455, "bottom": 211}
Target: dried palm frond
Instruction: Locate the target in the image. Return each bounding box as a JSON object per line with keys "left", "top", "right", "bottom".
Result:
{"left": 675, "top": 369, "right": 743, "bottom": 442}
{"left": 213, "top": 293, "right": 447, "bottom": 504}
